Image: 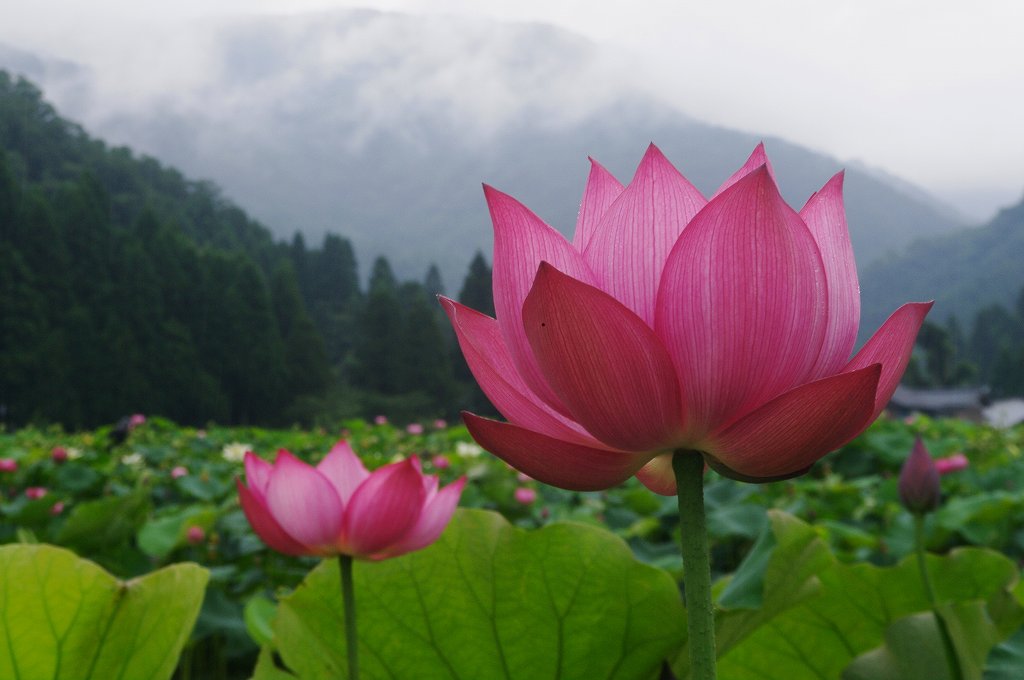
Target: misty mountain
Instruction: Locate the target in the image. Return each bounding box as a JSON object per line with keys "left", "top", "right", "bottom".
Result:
{"left": 0, "top": 9, "right": 965, "bottom": 288}
{"left": 860, "top": 195, "right": 1024, "bottom": 337}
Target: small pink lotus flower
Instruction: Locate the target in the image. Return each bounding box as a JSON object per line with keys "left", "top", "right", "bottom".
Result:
{"left": 51, "top": 447, "right": 68, "bottom": 463}
{"left": 433, "top": 419, "right": 448, "bottom": 430}
{"left": 514, "top": 487, "right": 537, "bottom": 505}
{"left": 50, "top": 501, "right": 65, "bottom": 516}
{"left": 0, "top": 458, "right": 17, "bottom": 473}
{"left": 430, "top": 455, "right": 451, "bottom": 470}
{"left": 935, "top": 453, "right": 968, "bottom": 475}
{"left": 171, "top": 465, "right": 189, "bottom": 479}
{"left": 25, "top": 487, "right": 47, "bottom": 500}
{"left": 406, "top": 423, "right": 424, "bottom": 435}
{"left": 374, "top": 415, "right": 388, "bottom": 426}
{"left": 899, "top": 438, "right": 941, "bottom": 514}
{"left": 237, "top": 441, "right": 466, "bottom": 560}
{"left": 186, "top": 526, "right": 206, "bottom": 545}
{"left": 442, "top": 144, "right": 931, "bottom": 494}
{"left": 128, "top": 413, "right": 146, "bottom": 429}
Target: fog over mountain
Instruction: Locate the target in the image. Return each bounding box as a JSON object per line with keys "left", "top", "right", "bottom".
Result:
{"left": 0, "top": 9, "right": 967, "bottom": 287}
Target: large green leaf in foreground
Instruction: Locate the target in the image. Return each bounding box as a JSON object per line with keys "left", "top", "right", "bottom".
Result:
{"left": 257, "top": 509, "right": 684, "bottom": 680}
{"left": 0, "top": 543, "right": 208, "bottom": 680}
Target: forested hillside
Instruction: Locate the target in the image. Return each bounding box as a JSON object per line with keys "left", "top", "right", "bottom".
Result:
{"left": 0, "top": 72, "right": 487, "bottom": 428}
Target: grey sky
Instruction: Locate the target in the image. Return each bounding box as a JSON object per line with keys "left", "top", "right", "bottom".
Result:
{"left": 2, "top": 0, "right": 1022, "bottom": 219}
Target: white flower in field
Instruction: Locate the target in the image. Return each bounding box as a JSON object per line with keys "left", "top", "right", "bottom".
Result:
{"left": 222, "top": 443, "right": 251, "bottom": 463}
{"left": 455, "top": 441, "right": 483, "bottom": 458}
{"left": 121, "top": 453, "right": 143, "bottom": 467}
{"left": 65, "top": 447, "right": 83, "bottom": 461}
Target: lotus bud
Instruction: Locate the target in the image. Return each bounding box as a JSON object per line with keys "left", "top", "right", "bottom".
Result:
{"left": 899, "top": 438, "right": 941, "bottom": 514}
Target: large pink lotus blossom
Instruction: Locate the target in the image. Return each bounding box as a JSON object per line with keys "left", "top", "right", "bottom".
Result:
{"left": 237, "top": 441, "right": 465, "bottom": 560}
{"left": 442, "top": 144, "right": 931, "bottom": 495}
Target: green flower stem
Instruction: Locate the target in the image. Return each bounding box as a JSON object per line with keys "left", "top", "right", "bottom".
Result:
{"left": 340, "top": 554, "right": 359, "bottom": 680}
{"left": 673, "top": 450, "right": 717, "bottom": 680}
{"left": 914, "top": 514, "right": 961, "bottom": 680}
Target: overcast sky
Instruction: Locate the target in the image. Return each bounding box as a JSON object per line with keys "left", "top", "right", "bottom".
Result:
{"left": 2, "top": 0, "right": 1022, "bottom": 219}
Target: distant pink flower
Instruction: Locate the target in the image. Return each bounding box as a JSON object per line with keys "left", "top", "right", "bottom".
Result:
{"left": 237, "top": 441, "right": 466, "bottom": 560}
{"left": 935, "top": 453, "right": 968, "bottom": 475}
{"left": 0, "top": 458, "right": 17, "bottom": 473}
{"left": 186, "top": 526, "right": 206, "bottom": 545}
{"left": 899, "top": 438, "right": 940, "bottom": 513}
{"left": 171, "top": 465, "right": 189, "bottom": 479}
{"left": 406, "top": 423, "right": 424, "bottom": 435}
{"left": 374, "top": 415, "right": 388, "bottom": 426}
{"left": 433, "top": 419, "right": 448, "bottom": 430}
{"left": 51, "top": 447, "right": 68, "bottom": 463}
{"left": 430, "top": 455, "right": 450, "bottom": 470}
{"left": 514, "top": 487, "right": 537, "bottom": 505}
{"left": 50, "top": 501, "right": 65, "bottom": 516}
{"left": 442, "top": 144, "right": 931, "bottom": 494}
{"left": 128, "top": 414, "right": 146, "bottom": 429}
{"left": 25, "top": 487, "right": 47, "bottom": 500}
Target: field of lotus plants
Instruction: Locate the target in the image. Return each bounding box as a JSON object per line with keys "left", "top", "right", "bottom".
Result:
{"left": 0, "top": 413, "right": 1022, "bottom": 679}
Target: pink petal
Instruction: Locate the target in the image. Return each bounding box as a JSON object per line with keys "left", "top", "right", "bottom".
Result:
{"left": 935, "top": 453, "right": 969, "bottom": 475}
{"left": 340, "top": 458, "right": 427, "bottom": 557}
{"left": 375, "top": 477, "right": 466, "bottom": 559}
{"left": 244, "top": 451, "right": 274, "bottom": 500}
{"left": 463, "top": 413, "right": 647, "bottom": 491}
{"left": 634, "top": 454, "right": 678, "bottom": 496}
{"left": 521, "top": 263, "right": 684, "bottom": 451}
{"left": 236, "top": 479, "right": 311, "bottom": 556}
{"left": 801, "top": 172, "right": 861, "bottom": 377}
{"left": 316, "top": 440, "right": 370, "bottom": 507}
{"left": 703, "top": 365, "right": 880, "bottom": 479}
{"left": 711, "top": 143, "right": 778, "bottom": 200}
{"left": 440, "top": 297, "right": 596, "bottom": 444}
{"left": 573, "top": 157, "right": 624, "bottom": 253}
{"left": 264, "top": 451, "right": 344, "bottom": 552}
{"left": 582, "top": 144, "right": 707, "bottom": 325}
{"left": 487, "top": 185, "right": 599, "bottom": 415}
{"left": 655, "top": 167, "right": 828, "bottom": 439}
{"left": 845, "top": 301, "right": 933, "bottom": 420}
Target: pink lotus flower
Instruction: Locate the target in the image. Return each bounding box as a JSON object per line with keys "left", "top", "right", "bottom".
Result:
{"left": 433, "top": 419, "right": 448, "bottom": 430}
{"left": 186, "top": 526, "right": 206, "bottom": 545}
{"left": 442, "top": 144, "right": 931, "bottom": 494}
{"left": 374, "top": 415, "right": 388, "bottom": 426}
{"left": 514, "top": 487, "right": 537, "bottom": 505}
{"left": 0, "top": 458, "right": 16, "bottom": 473}
{"left": 430, "top": 455, "right": 451, "bottom": 470}
{"left": 171, "top": 465, "right": 189, "bottom": 479}
{"left": 50, "top": 501, "right": 65, "bottom": 516}
{"left": 128, "top": 413, "right": 146, "bottom": 429}
{"left": 899, "top": 438, "right": 941, "bottom": 513}
{"left": 25, "top": 487, "right": 47, "bottom": 500}
{"left": 406, "top": 423, "right": 424, "bottom": 435}
{"left": 51, "top": 447, "right": 68, "bottom": 463}
{"left": 237, "top": 441, "right": 466, "bottom": 560}
{"left": 935, "top": 453, "right": 969, "bottom": 475}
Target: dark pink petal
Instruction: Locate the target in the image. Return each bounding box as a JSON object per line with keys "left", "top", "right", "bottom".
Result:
{"left": 711, "top": 143, "right": 778, "bottom": 200}
{"left": 845, "top": 301, "right": 933, "bottom": 420}
{"left": 236, "top": 479, "right": 311, "bottom": 556}
{"left": 583, "top": 144, "right": 706, "bottom": 325}
{"left": 440, "top": 297, "right": 596, "bottom": 444}
{"left": 573, "top": 158, "right": 624, "bottom": 252}
{"left": 899, "top": 438, "right": 941, "bottom": 513}
{"left": 374, "top": 477, "right": 466, "bottom": 559}
{"left": 264, "top": 451, "right": 344, "bottom": 552}
{"left": 463, "top": 413, "right": 648, "bottom": 491}
{"left": 522, "top": 263, "right": 684, "bottom": 451}
{"left": 341, "top": 458, "right": 427, "bottom": 557}
{"left": 487, "top": 185, "right": 598, "bottom": 415}
{"left": 655, "top": 167, "right": 828, "bottom": 439}
{"left": 244, "top": 451, "right": 273, "bottom": 500}
{"left": 634, "top": 454, "right": 678, "bottom": 496}
{"left": 316, "top": 440, "right": 370, "bottom": 507}
{"left": 704, "top": 365, "right": 880, "bottom": 479}
{"left": 801, "top": 172, "right": 861, "bottom": 377}
{"left": 935, "top": 453, "right": 968, "bottom": 475}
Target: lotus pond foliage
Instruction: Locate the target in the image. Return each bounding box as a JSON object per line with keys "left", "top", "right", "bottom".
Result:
{"left": 0, "top": 414, "right": 1022, "bottom": 678}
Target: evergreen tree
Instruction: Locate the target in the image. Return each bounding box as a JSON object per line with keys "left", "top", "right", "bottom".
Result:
{"left": 352, "top": 257, "right": 403, "bottom": 395}
{"left": 458, "top": 251, "right": 494, "bottom": 316}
